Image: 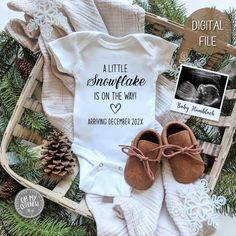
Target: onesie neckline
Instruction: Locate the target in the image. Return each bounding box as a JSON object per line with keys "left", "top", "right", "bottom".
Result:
{"left": 97, "top": 33, "right": 133, "bottom": 49}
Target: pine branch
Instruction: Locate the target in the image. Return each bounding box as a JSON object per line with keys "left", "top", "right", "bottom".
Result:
{"left": 81, "top": 218, "right": 97, "bottom": 236}
{"left": 224, "top": 8, "right": 236, "bottom": 46}
{"left": 0, "top": 114, "right": 11, "bottom": 142}
{"left": 0, "top": 217, "right": 10, "bottom": 236}
{"left": 135, "top": 0, "right": 186, "bottom": 41}
{"left": 41, "top": 201, "right": 69, "bottom": 222}
{"left": 0, "top": 166, "right": 9, "bottom": 185}
{"left": 68, "top": 228, "right": 87, "bottom": 236}
{"left": 65, "top": 175, "right": 85, "bottom": 203}
{"left": 0, "top": 202, "right": 81, "bottom": 236}
{"left": 221, "top": 99, "right": 235, "bottom": 116}
{"left": 146, "top": 0, "right": 187, "bottom": 24}
{"left": 0, "top": 64, "right": 51, "bottom": 140}
{"left": 216, "top": 8, "right": 236, "bottom": 70}
{"left": 187, "top": 117, "right": 222, "bottom": 144}
{"left": 0, "top": 31, "right": 21, "bottom": 79}
{"left": 0, "top": 65, "right": 25, "bottom": 142}
{"left": 214, "top": 170, "right": 236, "bottom": 217}
{"left": 217, "top": 54, "right": 232, "bottom": 71}
{"left": 41, "top": 200, "right": 84, "bottom": 230}
{"left": 21, "top": 110, "right": 52, "bottom": 138}
{"left": 213, "top": 136, "right": 236, "bottom": 215}
{"left": 0, "top": 67, "right": 24, "bottom": 118}
{"left": 21, "top": 47, "right": 39, "bottom": 65}
{"left": 9, "top": 143, "right": 43, "bottom": 183}
{"left": 222, "top": 138, "right": 236, "bottom": 170}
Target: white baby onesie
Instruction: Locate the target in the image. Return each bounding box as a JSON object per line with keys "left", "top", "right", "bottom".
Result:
{"left": 48, "top": 31, "right": 177, "bottom": 196}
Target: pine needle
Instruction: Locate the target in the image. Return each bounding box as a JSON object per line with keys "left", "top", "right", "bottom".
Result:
{"left": 0, "top": 203, "right": 85, "bottom": 236}
{"left": 224, "top": 8, "right": 236, "bottom": 46}
{"left": 65, "top": 175, "right": 85, "bottom": 203}
{"left": 21, "top": 110, "right": 52, "bottom": 138}
{"left": 214, "top": 171, "right": 236, "bottom": 217}
{"left": 9, "top": 143, "right": 43, "bottom": 183}
{"left": 0, "top": 31, "right": 21, "bottom": 79}
{"left": 146, "top": 0, "right": 187, "bottom": 24}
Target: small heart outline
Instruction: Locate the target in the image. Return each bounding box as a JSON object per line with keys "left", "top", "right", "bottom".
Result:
{"left": 110, "top": 103, "right": 121, "bottom": 114}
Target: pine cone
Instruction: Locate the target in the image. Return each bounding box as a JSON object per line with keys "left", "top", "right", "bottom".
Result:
{"left": 40, "top": 129, "right": 76, "bottom": 180}
{"left": 0, "top": 178, "right": 19, "bottom": 199}
{"left": 15, "top": 58, "right": 33, "bottom": 78}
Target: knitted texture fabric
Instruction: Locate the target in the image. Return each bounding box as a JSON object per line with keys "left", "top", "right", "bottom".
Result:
{"left": 112, "top": 142, "right": 216, "bottom": 236}
{"left": 90, "top": 160, "right": 217, "bottom": 236}
{"left": 113, "top": 165, "right": 164, "bottom": 236}
{"left": 155, "top": 202, "right": 179, "bottom": 236}
{"left": 163, "top": 159, "right": 196, "bottom": 236}
{"left": 162, "top": 159, "right": 216, "bottom": 236}
{"left": 86, "top": 194, "right": 128, "bottom": 236}
{"left": 86, "top": 165, "right": 181, "bottom": 236}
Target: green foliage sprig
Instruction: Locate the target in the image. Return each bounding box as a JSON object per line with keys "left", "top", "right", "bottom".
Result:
{"left": 0, "top": 31, "right": 21, "bottom": 80}
{"left": 225, "top": 8, "right": 236, "bottom": 46}
{"left": 0, "top": 203, "right": 86, "bottom": 236}
{"left": 136, "top": 0, "right": 187, "bottom": 23}
{"left": 9, "top": 143, "right": 43, "bottom": 183}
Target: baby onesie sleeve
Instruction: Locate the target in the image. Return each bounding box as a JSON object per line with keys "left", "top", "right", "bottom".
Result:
{"left": 155, "top": 38, "right": 178, "bottom": 74}
{"left": 47, "top": 32, "right": 92, "bottom": 75}
{"left": 142, "top": 34, "right": 178, "bottom": 76}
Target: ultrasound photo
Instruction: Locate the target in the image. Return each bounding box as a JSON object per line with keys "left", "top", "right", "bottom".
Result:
{"left": 171, "top": 64, "right": 229, "bottom": 121}
{"left": 175, "top": 65, "right": 228, "bottom": 108}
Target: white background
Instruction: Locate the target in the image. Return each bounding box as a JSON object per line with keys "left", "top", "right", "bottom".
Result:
{"left": 0, "top": 0, "right": 236, "bottom": 235}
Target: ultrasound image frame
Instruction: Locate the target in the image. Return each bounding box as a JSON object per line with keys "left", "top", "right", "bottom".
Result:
{"left": 171, "top": 64, "right": 229, "bottom": 121}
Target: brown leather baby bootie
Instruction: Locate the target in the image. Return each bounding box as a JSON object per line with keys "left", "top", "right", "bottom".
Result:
{"left": 161, "top": 121, "right": 204, "bottom": 184}
{"left": 120, "top": 129, "right": 162, "bottom": 190}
